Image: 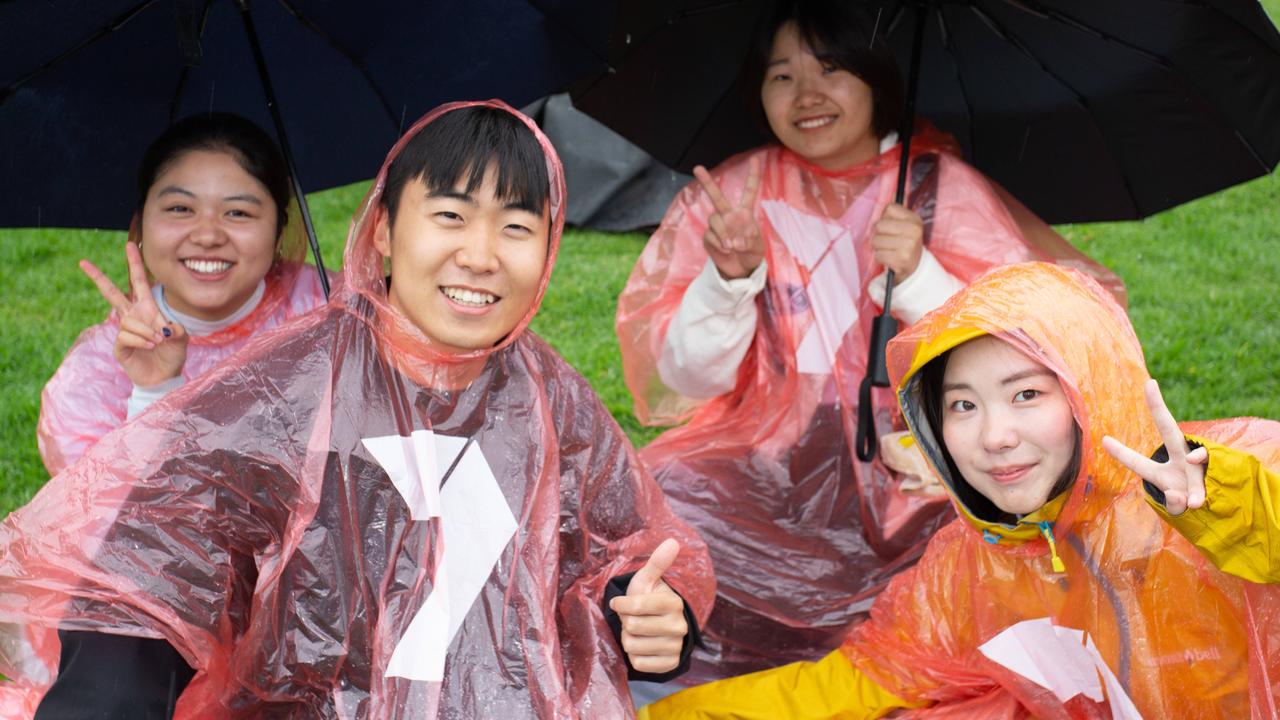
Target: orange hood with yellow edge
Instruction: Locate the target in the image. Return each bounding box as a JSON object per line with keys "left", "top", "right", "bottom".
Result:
{"left": 888, "top": 262, "right": 1153, "bottom": 547}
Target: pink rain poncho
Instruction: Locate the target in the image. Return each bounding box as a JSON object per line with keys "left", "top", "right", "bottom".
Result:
{"left": 616, "top": 130, "right": 1124, "bottom": 680}
{"left": 38, "top": 261, "right": 330, "bottom": 477}
{"left": 0, "top": 100, "right": 713, "bottom": 719}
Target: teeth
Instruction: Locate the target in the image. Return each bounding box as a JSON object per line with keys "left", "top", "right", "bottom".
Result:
{"left": 183, "top": 259, "right": 232, "bottom": 274}
{"left": 796, "top": 116, "right": 835, "bottom": 129}
{"left": 442, "top": 287, "right": 497, "bottom": 306}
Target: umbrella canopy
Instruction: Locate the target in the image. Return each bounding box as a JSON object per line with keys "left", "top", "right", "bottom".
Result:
{"left": 0, "top": 0, "right": 611, "bottom": 230}
{"left": 572, "top": 0, "right": 1280, "bottom": 224}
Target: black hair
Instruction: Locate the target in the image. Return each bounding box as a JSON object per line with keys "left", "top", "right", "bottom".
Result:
{"left": 136, "top": 112, "right": 292, "bottom": 238}
{"left": 918, "top": 347, "right": 1083, "bottom": 526}
{"left": 381, "top": 106, "right": 549, "bottom": 224}
{"left": 745, "top": 0, "right": 905, "bottom": 142}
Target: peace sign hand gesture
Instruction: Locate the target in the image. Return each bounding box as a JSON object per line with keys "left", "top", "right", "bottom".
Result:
{"left": 80, "top": 242, "right": 188, "bottom": 388}
{"left": 1103, "top": 379, "right": 1207, "bottom": 515}
{"left": 693, "top": 157, "right": 764, "bottom": 280}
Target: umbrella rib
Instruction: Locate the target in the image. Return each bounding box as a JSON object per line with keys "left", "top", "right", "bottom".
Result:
{"left": 999, "top": 0, "right": 1272, "bottom": 171}
{"left": 615, "top": 0, "right": 747, "bottom": 66}
{"left": 168, "top": 0, "right": 215, "bottom": 124}
{"left": 0, "top": 0, "right": 163, "bottom": 105}
{"left": 969, "top": 2, "right": 1143, "bottom": 216}
{"left": 934, "top": 6, "right": 977, "bottom": 160}
{"left": 273, "top": 0, "right": 399, "bottom": 130}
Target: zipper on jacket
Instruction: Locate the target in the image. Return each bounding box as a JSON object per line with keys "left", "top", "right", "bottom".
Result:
{"left": 1037, "top": 521, "right": 1067, "bottom": 573}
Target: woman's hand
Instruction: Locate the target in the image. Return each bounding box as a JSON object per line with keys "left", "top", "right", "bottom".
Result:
{"left": 1102, "top": 379, "right": 1207, "bottom": 515}
{"left": 80, "top": 242, "right": 188, "bottom": 388}
{"left": 870, "top": 203, "right": 924, "bottom": 278}
{"left": 693, "top": 158, "right": 764, "bottom": 280}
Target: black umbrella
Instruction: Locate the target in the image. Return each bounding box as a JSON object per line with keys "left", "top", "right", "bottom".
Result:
{"left": 2, "top": 0, "right": 613, "bottom": 295}
{"left": 573, "top": 0, "right": 1280, "bottom": 459}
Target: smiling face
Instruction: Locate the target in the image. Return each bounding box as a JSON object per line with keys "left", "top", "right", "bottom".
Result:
{"left": 760, "top": 21, "right": 881, "bottom": 171}
{"left": 138, "top": 149, "right": 279, "bottom": 321}
{"left": 940, "top": 336, "right": 1079, "bottom": 516}
{"left": 374, "top": 167, "right": 549, "bottom": 354}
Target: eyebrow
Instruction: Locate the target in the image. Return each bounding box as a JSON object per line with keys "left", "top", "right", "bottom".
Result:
{"left": 426, "top": 189, "right": 477, "bottom": 205}
{"left": 155, "top": 186, "right": 195, "bottom": 199}
{"left": 942, "top": 367, "right": 1056, "bottom": 393}
{"left": 223, "top": 194, "right": 263, "bottom": 205}
{"left": 766, "top": 58, "right": 790, "bottom": 69}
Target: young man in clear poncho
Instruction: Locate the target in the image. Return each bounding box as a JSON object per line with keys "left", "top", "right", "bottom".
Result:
{"left": 639, "top": 262, "right": 1280, "bottom": 718}
{"left": 0, "top": 101, "right": 713, "bottom": 719}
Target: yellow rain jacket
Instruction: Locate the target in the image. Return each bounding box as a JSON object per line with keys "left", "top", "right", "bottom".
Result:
{"left": 642, "top": 263, "right": 1280, "bottom": 719}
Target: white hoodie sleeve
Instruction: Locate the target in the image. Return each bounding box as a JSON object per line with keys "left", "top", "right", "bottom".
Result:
{"left": 657, "top": 259, "right": 768, "bottom": 399}
{"left": 867, "top": 248, "right": 965, "bottom": 325}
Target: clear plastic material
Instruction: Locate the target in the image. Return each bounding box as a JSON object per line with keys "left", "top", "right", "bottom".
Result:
{"left": 843, "top": 262, "right": 1280, "bottom": 718}
{"left": 0, "top": 100, "right": 714, "bottom": 719}
{"left": 616, "top": 131, "right": 1124, "bottom": 680}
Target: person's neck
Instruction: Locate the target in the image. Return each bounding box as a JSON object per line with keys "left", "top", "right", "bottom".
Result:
{"left": 154, "top": 280, "right": 267, "bottom": 336}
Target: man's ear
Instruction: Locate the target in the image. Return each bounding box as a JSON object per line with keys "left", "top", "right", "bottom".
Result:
{"left": 372, "top": 208, "right": 393, "bottom": 259}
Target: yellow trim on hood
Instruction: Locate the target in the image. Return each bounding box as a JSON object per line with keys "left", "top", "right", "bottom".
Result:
{"left": 899, "top": 325, "right": 991, "bottom": 395}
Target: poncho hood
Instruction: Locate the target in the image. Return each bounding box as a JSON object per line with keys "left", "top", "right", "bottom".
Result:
{"left": 889, "top": 262, "right": 1152, "bottom": 548}
{"left": 338, "top": 99, "right": 566, "bottom": 384}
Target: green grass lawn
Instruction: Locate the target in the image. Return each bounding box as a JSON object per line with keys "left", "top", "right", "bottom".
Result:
{"left": 3, "top": 168, "right": 1276, "bottom": 515}
{"left": 2, "top": 0, "right": 1278, "bottom": 514}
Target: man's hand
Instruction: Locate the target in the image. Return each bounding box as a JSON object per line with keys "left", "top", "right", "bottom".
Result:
{"left": 609, "top": 538, "right": 689, "bottom": 675}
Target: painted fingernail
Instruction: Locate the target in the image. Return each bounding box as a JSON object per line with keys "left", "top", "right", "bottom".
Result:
{"left": 162, "top": 327, "right": 172, "bottom": 338}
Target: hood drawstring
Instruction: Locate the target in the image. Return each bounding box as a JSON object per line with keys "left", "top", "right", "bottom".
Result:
{"left": 1037, "top": 521, "right": 1067, "bottom": 573}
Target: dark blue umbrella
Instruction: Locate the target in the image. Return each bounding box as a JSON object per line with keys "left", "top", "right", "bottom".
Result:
{"left": 2, "top": 0, "right": 612, "bottom": 293}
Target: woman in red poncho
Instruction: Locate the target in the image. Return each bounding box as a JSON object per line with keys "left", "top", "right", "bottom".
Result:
{"left": 38, "top": 113, "right": 331, "bottom": 478}
{"left": 640, "top": 262, "right": 1280, "bottom": 718}
{"left": 616, "top": 0, "right": 1125, "bottom": 682}
{"left": 0, "top": 101, "right": 713, "bottom": 719}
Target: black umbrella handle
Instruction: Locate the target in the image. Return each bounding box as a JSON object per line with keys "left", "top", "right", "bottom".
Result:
{"left": 237, "top": 0, "right": 331, "bottom": 300}
{"left": 856, "top": 1, "right": 927, "bottom": 462}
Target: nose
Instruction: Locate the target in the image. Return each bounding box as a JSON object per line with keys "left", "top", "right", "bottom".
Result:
{"left": 454, "top": 226, "right": 500, "bottom": 274}
{"left": 794, "top": 71, "right": 825, "bottom": 107}
{"left": 188, "top": 212, "right": 227, "bottom": 247}
{"left": 979, "top": 406, "right": 1019, "bottom": 453}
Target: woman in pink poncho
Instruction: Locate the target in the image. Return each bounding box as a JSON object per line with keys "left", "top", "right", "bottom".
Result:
{"left": 616, "top": 0, "right": 1124, "bottom": 682}
{"left": 37, "top": 112, "right": 331, "bottom": 478}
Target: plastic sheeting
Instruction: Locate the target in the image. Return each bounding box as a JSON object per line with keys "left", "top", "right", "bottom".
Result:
{"left": 843, "top": 262, "right": 1280, "bottom": 717}
{"left": 37, "top": 261, "right": 330, "bottom": 477}
{"left": 615, "top": 132, "right": 1125, "bottom": 681}
{"left": 0, "top": 100, "right": 713, "bottom": 719}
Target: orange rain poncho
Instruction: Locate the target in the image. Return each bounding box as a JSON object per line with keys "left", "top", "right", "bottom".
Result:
{"left": 616, "top": 132, "right": 1124, "bottom": 678}
{"left": 641, "top": 263, "right": 1280, "bottom": 718}
{"left": 38, "top": 260, "right": 329, "bottom": 477}
{"left": 0, "top": 100, "right": 713, "bottom": 719}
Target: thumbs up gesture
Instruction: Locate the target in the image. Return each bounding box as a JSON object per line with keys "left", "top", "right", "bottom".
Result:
{"left": 609, "top": 538, "right": 689, "bottom": 674}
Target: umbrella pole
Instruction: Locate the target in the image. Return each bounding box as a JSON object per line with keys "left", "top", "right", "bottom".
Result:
{"left": 236, "top": 0, "right": 331, "bottom": 299}
{"left": 855, "top": 0, "right": 927, "bottom": 462}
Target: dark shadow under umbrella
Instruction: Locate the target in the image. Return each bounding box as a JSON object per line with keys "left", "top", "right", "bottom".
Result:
{"left": 2, "top": 0, "right": 614, "bottom": 297}
{"left": 573, "top": 0, "right": 1280, "bottom": 459}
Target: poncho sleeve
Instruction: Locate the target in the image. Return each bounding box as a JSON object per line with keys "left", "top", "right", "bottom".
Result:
{"left": 616, "top": 154, "right": 760, "bottom": 427}
{"left": 1148, "top": 418, "right": 1280, "bottom": 584}
{"left": 37, "top": 319, "right": 131, "bottom": 477}
{"left": 546, "top": 353, "right": 715, "bottom": 694}
{"left": 1, "top": 316, "right": 333, "bottom": 697}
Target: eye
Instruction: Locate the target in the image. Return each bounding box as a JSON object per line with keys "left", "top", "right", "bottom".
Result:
{"left": 226, "top": 208, "right": 253, "bottom": 219}
{"left": 1014, "top": 389, "right": 1042, "bottom": 402}
{"left": 504, "top": 222, "right": 533, "bottom": 237}
{"left": 434, "top": 211, "right": 464, "bottom": 225}
{"left": 770, "top": 71, "right": 792, "bottom": 83}
{"left": 165, "top": 204, "right": 192, "bottom": 214}
{"left": 947, "top": 399, "right": 976, "bottom": 413}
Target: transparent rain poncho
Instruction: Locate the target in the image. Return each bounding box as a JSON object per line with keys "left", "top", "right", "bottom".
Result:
{"left": 616, "top": 131, "right": 1125, "bottom": 679}
{"left": 843, "top": 262, "right": 1280, "bottom": 718}
{"left": 0, "top": 100, "right": 714, "bottom": 719}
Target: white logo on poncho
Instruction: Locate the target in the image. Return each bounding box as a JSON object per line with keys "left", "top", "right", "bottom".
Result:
{"left": 362, "top": 430, "right": 518, "bottom": 682}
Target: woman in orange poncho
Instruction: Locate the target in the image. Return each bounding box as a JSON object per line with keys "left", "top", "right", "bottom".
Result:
{"left": 615, "top": 0, "right": 1124, "bottom": 680}
{"left": 0, "top": 101, "right": 713, "bottom": 719}
{"left": 640, "top": 262, "right": 1280, "bottom": 718}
